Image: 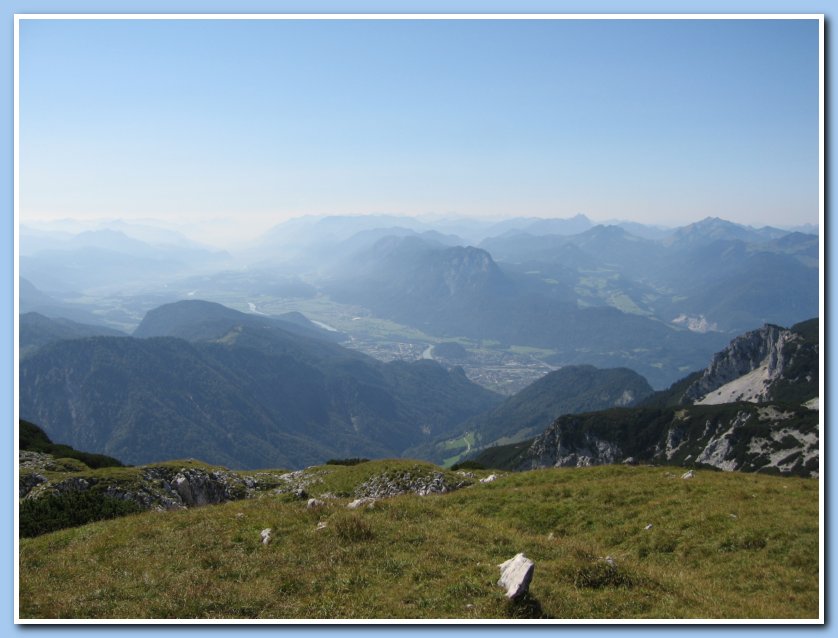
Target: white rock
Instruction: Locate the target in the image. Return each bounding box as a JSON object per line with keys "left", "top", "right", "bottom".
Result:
{"left": 497, "top": 553, "right": 535, "bottom": 599}
{"left": 480, "top": 474, "right": 498, "bottom": 483}
{"left": 681, "top": 470, "right": 695, "bottom": 479}
{"left": 347, "top": 497, "right": 376, "bottom": 510}
{"left": 260, "top": 528, "right": 272, "bottom": 545}
{"left": 307, "top": 498, "right": 325, "bottom": 509}
{"left": 315, "top": 521, "right": 327, "bottom": 531}
{"left": 644, "top": 523, "right": 653, "bottom": 530}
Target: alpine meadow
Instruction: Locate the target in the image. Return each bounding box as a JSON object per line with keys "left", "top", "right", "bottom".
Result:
{"left": 15, "top": 15, "right": 823, "bottom": 623}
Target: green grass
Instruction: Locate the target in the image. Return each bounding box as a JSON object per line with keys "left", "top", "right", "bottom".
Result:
{"left": 19, "top": 464, "right": 820, "bottom": 620}
{"left": 438, "top": 432, "right": 476, "bottom": 468}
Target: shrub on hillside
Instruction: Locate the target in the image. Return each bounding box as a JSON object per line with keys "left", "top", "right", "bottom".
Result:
{"left": 325, "top": 458, "right": 370, "bottom": 466}
{"left": 19, "top": 420, "right": 125, "bottom": 469}
{"left": 20, "top": 491, "right": 143, "bottom": 537}
{"left": 450, "top": 460, "right": 486, "bottom": 471}
{"left": 332, "top": 513, "right": 374, "bottom": 542}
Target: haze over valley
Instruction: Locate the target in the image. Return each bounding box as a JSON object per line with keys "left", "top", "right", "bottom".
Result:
{"left": 19, "top": 211, "right": 821, "bottom": 472}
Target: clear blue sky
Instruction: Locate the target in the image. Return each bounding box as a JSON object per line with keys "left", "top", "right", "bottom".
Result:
{"left": 19, "top": 17, "right": 820, "bottom": 237}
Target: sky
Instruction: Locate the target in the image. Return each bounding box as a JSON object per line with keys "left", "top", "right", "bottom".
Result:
{"left": 18, "top": 17, "right": 820, "bottom": 241}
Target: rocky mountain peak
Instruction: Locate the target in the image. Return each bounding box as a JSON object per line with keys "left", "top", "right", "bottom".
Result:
{"left": 682, "top": 324, "right": 807, "bottom": 404}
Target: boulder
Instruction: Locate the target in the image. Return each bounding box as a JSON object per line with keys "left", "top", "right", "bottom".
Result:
{"left": 347, "top": 497, "right": 376, "bottom": 510}
{"left": 497, "top": 553, "right": 535, "bottom": 599}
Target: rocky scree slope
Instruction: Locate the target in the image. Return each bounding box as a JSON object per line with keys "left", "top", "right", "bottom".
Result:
{"left": 682, "top": 320, "right": 818, "bottom": 406}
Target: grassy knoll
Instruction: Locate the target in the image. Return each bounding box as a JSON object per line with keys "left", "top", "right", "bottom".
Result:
{"left": 19, "top": 463, "right": 819, "bottom": 620}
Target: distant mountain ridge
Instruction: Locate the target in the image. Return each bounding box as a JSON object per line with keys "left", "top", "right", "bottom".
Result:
{"left": 20, "top": 301, "right": 501, "bottom": 469}
{"left": 477, "top": 219, "right": 817, "bottom": 336}
{"left": 409, "top": 365, "right": 654, "bottom": 465}
{"left": 20, "top": 312, "right": 126, "bottom": 356}
{"left": 324, "top": 234, "right": 729, "bottom": 388}
{"left": 133, "top": 299, "right": 345, "bottom": 345}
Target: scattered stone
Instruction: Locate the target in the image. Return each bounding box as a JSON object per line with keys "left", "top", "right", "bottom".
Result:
{"left": 354, "top": 468, "right": 471, "bottom": 499}
{"left": 480, "top": 474, "right": 497, "bottom": 483}
{"left": 306, "top": 498, "right": 325, "bottom": 509}
{"left": 622, "top": 457, "right": 637, "bottom": 465}
{"left": 497, "top": 553, "right": 535, "bottom": 600}
{"left": 347, "top": 497, "right": 376, "bottom": 510}
{"left": 602, "top": 556, "right": 616, "bottom": 567}
{"left": 293, "top": 487, "right": 308, "bottom": 500}
{"left": 260, "top": 528, "right": 272, "bottom": 545}
{"left": 465, "top": 604, "right": 474, "bottom": 610}
{"left": 235, "top": 512, "right": 244, "bottom": 519}
{"left": 315, "top": 522, "right": 327, "bottom": 531}
{"left": 644, "top": 523, "right": 653, "bottom": 530}
{"left": 729, "top": 513, "right": 738, "bottom": 520}
{"left": 681, "top": 470, "right": 695, "bottom": 479}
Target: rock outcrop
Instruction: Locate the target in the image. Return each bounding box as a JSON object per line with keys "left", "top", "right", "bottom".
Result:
{"left": 518, "top": 403, "right": 818, "bottom": 477}
{"left": 683, "top": 323, "right": 817, "bottom": 405}
{"left": 354, "top": 467, "right": 472, "bottom": 499}
{"left": 19, "top": 458, "right": 290, "bottom": 512}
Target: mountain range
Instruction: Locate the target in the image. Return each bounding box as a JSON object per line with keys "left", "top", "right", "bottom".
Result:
{"left": 473, "top": 319, "right": 819, "bottom": 477}
{"left": 321, "top": 233, "right": 730, "bottom": 387}
{"left": 19, "top": 214, "right": 819, "bottom": 393}
{"left": 19, "top": 301, "right": 501, "bottom": 469}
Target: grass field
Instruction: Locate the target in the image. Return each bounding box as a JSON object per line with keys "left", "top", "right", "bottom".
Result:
{"left": 18, "top": 461, "right": 820, "bottom": 620}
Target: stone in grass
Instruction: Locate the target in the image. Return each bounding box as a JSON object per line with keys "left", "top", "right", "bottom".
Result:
{"left": 497, "top": 553, "right": 535, "bottom": 599}
{"left": 480, "top": 474, "right": 498, "bottom": 483}
{"left": 347, "top": 497, "right": 376, "bottom": 510}
{"left": 260, "top": 528, "right": 272, "bottom": 545}
{"left": 681, "top": 470, "right": 695, "bottom": 479}
{"left": 307, "top": 498, "right": 325, "bottom": 509}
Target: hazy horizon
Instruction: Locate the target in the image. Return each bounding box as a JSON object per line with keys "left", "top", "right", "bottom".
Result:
{"left": 18, "top": 210, "right": 821, "bottom": 250}
{"left": 19, "top": 17, "right": 820, "bottom": 243}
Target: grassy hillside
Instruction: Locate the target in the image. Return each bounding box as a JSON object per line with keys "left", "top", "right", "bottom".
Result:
{"left": 19, "top": 461, "right": 819, "bottom": 620}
